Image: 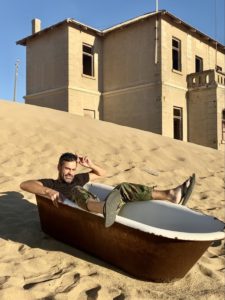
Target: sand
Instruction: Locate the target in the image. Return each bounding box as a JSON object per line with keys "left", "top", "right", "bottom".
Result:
{"left": 0, "top": 99, "right": 224, "bottom": 299}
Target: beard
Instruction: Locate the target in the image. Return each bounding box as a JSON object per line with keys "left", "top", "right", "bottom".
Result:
{"left": 59, "top": 173, "right": 74, "bottom": 183}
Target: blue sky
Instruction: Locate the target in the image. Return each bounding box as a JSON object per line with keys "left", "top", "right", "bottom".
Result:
{"left": 0, "top": 0, "right": 224, "bottom": 103}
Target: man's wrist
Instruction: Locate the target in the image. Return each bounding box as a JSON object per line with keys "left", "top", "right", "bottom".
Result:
{"left": 43, "top": 187, "right": 50, "bottom": 195}
{"left": 88, "top": 163, "right": 95, "bottom": 170}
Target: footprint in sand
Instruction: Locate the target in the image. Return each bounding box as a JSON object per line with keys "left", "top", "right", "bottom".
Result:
{"left": 177, "top": 156, "right": 186, "bottom": 162}
{"left": 197, "top": 263, "right": 213, "bottom": 277}
{"left": 0, "top": 276, "right": 10, "bottom": 286}
{"left": 200, "top": 193, "right": 208, "bottom": 200}
{"left": 85, "top": 285, "right": 101, "bottom": 300}
{"left": 67, "top": 281, "right": 101, "bottom": 299}
{"left": 113, "top": 293, "right": 126, "bottom": 300}
{"left": 23, "top": 271, "right": 80, "bottom": 293}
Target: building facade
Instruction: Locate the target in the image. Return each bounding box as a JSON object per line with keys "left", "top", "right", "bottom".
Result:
{"left": 17, "top": 10, "right": 225, "bottom": 150}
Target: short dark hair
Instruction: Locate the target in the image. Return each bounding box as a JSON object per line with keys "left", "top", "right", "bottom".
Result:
{"left": 58, "top": 152, "right": 78, "bottom": 166}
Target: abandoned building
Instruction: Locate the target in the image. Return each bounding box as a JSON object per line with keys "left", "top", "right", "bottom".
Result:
{"left": 17, "top": 10, "right": 225, "bottom": 150}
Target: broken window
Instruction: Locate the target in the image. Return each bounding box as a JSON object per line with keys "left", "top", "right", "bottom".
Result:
{"left": 173, "top": 107, "right": 183, "bottom": 140}
{"left": 195, "top": 56, "right": 203, "bottom": 72}
{"left": 172, "top": 38, "right": 181, "bottom": 71}
{"left": 222, "top": 110, "right": 225, "bottom": 141}
{"left": 83, "top": 44, "right": 94, "bottom": 76}
{"left": 216, "top": 65, "right": 222, "bottom": 72}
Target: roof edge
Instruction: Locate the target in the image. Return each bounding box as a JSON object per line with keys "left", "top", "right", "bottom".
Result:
{"left": 16, "top": 10, "right": 225, "bottom": 52}
{"left": 16, "top": 18, "right": 102, "bottom": 46}
{"left": 102, "top": 10, "right": 163, "bottom": 33}
{"left": 162, "top": 11, "right": 225, "bottom": 52}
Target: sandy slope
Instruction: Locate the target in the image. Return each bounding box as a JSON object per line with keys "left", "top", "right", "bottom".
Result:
{"left": 0, "top": 99, "right": 224, "bottom": 299}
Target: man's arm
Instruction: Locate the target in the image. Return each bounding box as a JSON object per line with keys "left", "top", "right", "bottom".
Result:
{"left": 78, "top": 156, "right": 106, "bottom": 181}
{"left": 20, "top": 180, "right": 62, "bottom": 207}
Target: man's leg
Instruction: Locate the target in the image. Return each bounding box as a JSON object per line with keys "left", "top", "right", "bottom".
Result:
{"left": 152, "top": 174, "right": 195, "bottom": 204}
{"left": 70, "top": 185, "right": 104, "bottom": 213}
{"left": 87, "top": 198, "right": 105, "bottom": 213}
{"left": 70, "top": 186, "right": 121, "bottom": 227}
{"left": 114, "top": 174, "right": 195, "bottom": 205}
{"left": 114, "top": 182, "right": 153, "bottom": 203}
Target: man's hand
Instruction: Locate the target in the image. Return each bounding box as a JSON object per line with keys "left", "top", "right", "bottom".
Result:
{"left": 20, "top": 180, "right": 66, "bottom": 207}
{"left": 78, "top": 156, "right": 93, "bottom": 169}
{"left": 44, "top": 188, "right": 64, "bottom": 208}
{"left": 76, "top": 154, "right": 106, "bottom": 181}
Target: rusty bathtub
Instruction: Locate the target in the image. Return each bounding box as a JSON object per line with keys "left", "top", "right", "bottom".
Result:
{"left": 35, "top": 182, "right": 225, "bottom": 282}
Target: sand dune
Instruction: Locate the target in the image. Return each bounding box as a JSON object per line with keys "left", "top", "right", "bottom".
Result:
{"left": 0, "top": 99, "right": 224, "bottom": 299}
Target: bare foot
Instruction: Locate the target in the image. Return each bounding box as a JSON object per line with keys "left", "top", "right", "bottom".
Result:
{"left": 169, "top": 177, "right": 191, "bottom": 204}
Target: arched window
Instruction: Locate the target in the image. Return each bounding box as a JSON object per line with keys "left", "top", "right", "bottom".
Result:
{"left": 222, "top": 110, "right": 225, "bottom": 142}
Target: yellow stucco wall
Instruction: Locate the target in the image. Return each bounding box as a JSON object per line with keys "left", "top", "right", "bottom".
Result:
{"left": 102, "top": 17, "right": 162, "bottom": 133}
{"left": 161, "top": 17, "right": 225, "bottom": 144}
{"left": 188, "top": 86, "right": 218, "bottom": 148}
{"left": 161, "top": 17, "right": 224, "bottom": 84}
{"left": 217, "top": 85, "right": 225, "bottom": 151}
{"left": 26, "top": 25, "right": 68, "bottom": 95}
{"left": 103, "top": 18, "right": 160, "bottom": 91}
{"left": 161, "top": 85, "right": 188, "bottom": 140}
{"left": 25, "top": 89, "right": 68, "bottom": 111}
{"left": 68, "top": 88, "right": 102, "bottom": 119}
{"left": 67, "top": 26, "right": 102, "bottom": 117}
{"left": 102, "top": 85, "right": 162, "bottom": 133}
{"left": 68, "top": 27, "right": 102, "bottom": 91}
{"left": 25, "top": 25, "right": 68, "bottom": 109}
{"left": 187, "top": 70, "right": 225, "bottom": 150}
{"left": 22, "top": 15, "right": 225, "bottom": 149}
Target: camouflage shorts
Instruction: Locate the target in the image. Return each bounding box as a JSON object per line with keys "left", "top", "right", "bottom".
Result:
{"left": 70, "top": 185, "right": 100, "bottom": 211}
{"left": 69, "top": 182, "right": 153, "bottom": 212}
{"left": 113, "top": 182, "right": 153, "bottom": 210}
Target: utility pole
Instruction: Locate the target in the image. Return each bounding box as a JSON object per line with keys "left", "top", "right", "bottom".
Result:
{"left": 214, "top": 0, "right": 218, "bottom": 69}
{"left": 156, "top": 0, "right": 159, "bottom": 12}
{"left": 13, "top": 59, "right": 20, "bottom": 102}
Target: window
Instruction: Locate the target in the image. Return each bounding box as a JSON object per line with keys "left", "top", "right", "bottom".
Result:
{"left": 172, "top": 38, "right": 181, "bottom": 71}
{"left": 173, "top": 107, "right": 183, "bottom": 140}
{"left": 83, "top": 109, "right": 95, "bottom": 119}
{"left": 216, "top": 65, "right": 222, "bottom": 72}
{"left": 82, "top": 44, "right": 94, "bottom": 76}
{"left": 195, "top": 56, "right": 203, "bottom": 72}
{"left": 222, "top": 110, "right": 225, "bottom": 141}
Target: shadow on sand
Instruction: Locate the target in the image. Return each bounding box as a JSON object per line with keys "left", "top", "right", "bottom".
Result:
{"left": 0, "top": 191, "right": 126, "bottom": 277}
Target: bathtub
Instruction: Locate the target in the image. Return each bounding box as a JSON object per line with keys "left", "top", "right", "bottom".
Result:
{"left": 35, "top": 182, "right": 225, "bottom": 282}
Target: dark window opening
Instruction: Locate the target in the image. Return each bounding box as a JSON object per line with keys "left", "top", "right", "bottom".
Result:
{"left": 173, "top": 107, "right": 183, "bottom": 140}
{"left": 195, "top": 56, "right": 203, "bottom": 72}
{"left": 222, "top": 110, "right": 225, "bottom": 141}
{"left": 172, "top": 38, "right": 181, "bottom": 71}
{"left": 82, "top": 44, "right": 94, "bottom": 76}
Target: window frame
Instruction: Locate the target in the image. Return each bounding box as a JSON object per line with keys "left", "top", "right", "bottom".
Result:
{"left": 172, "top": 37, "right": 182, "bottom": 72}
{"left": 173, "top": 106, "right": 183, "bottom": 140}
{"left": 222, "top": 110, "right": 225, "bottom": 142}
{"left": 82, "top": 43, "right": 94, "bottom": 77}
{"left": 83, "top": 108, "right": 96, "bottom": 119}
{"left": 216, "top": 65, "right": 222, "bottom": 72}
{"left": 195, "top": 55, "right": 203, "bottom": 73}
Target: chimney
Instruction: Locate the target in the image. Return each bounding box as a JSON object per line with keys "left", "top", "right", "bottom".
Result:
{"left": 32, "top": 18, "right": 41, "bottom": 34}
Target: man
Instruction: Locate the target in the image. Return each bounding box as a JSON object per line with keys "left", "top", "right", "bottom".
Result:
{"left": 20, "top": 152, "right": 195, "bottom": 227}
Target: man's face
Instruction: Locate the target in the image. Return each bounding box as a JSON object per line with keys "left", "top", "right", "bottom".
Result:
{"left": 58, "top": 161, "right": 77, "bottom": 183}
